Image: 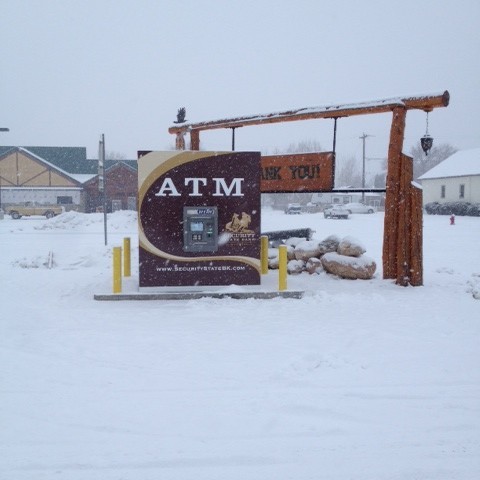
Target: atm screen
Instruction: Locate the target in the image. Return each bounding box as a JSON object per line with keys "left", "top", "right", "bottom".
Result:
{"left": 190, "top": 222, "right": 204, "bottom": 232}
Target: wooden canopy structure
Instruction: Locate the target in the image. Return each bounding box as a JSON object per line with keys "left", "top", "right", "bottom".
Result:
{"left": 169, "top": 91, "right": 450, "bottom": 286}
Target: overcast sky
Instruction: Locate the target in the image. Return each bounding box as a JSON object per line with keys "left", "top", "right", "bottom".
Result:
{"left": 1, "top": 0, "right": 479, "bottom": 166}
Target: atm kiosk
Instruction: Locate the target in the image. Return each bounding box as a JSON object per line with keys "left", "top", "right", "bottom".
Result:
{"left": 137, "top": 151, "right": 261, "bottom": 290}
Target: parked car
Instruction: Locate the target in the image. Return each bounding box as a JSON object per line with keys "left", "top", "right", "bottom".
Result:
{"left": 344, "top": 202, "right": 376, "bottom": 214}
{"left": 7, "top": 202, "right": 64, "bottom": 219}
{"left": 323, "top": 204, "right": 349, "bottom": 219}
{"left": 284, "top": 203, "right": 302, "bottom": 214}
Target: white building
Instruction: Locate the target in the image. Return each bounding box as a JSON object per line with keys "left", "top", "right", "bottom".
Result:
{"left": 311, "top": 190, "right": 384, "bottom": 207}
{"left": 418, "top": 148, "right": 480, "bottom": 204}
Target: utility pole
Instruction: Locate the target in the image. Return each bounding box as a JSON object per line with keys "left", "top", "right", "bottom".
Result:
{"left": 0, "top": 128, "right": 10, "bottom": 212}
{"left": 98, "top": 134, "right": 108, "bottom": 245}
{"left": 359, "top": 133, "right": 373, "bottom": 203}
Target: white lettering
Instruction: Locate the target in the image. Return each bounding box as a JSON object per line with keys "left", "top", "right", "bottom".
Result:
{"left": 212, "top": 178, "right": 244, "bottom": 196}
{"left": 154, "top": 178, "right": 180, "bottom": 197}
{"left": 185, "top": 178, "right": 207, "bottom": 196}
{"left": 154, "top": 177, "right": 245, "bottom": 197}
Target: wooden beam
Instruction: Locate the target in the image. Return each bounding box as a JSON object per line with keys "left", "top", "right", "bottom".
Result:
{"left": 169, "top": 91, "right": 449, "bottom": 136}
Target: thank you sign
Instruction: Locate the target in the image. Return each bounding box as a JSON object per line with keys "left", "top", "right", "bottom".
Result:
{"left": 261, "top": 152, "right": 334, "bottom": 193}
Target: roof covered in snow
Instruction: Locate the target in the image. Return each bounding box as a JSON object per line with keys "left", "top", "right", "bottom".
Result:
{"left": 70, "top": 174, "right": 97, "bottom": 184}
{"left": 419, "top": 148, "right": 480, "bottom": 180}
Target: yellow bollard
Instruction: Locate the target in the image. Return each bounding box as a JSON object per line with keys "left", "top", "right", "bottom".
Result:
{"left": 260, "top": 235, "right": 269, "bottom": 275}
{"left": 123, "top": 237, "right": 131, "bottom": 277}
{"left": 113, "top": 246, "right": 122, "bottom": 293}
{"left": 278, "top": 244, "right": 287, "bottom": 291}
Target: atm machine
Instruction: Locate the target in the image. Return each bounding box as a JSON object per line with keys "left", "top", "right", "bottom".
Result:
{"left": 183, "top": 207, "right": 218, "bottom": 253}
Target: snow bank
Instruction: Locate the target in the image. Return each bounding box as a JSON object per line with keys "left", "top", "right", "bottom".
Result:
{"left": 1, "top": 210, "right": 479, "bottom": 480}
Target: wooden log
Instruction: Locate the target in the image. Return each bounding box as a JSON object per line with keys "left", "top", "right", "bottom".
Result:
{"left": 169, "top": 91, "right": 449, "bottom": 135}
{"left": 409, "top": 184, "right": 423, "bottom": 286}
{"left": 383, "top": 106, "right": 406, "bottom": 279}
{"left": 396, "top": 154, "right": 413, "bottom": 286}
{"left": 401, "top": 90, "right": 449, "bottom": 111}
{"left": 175, "top": 132, "right": 185, "bottom": 150}
{"left": 190, "top": 130, "right": 200, "bottom": 151}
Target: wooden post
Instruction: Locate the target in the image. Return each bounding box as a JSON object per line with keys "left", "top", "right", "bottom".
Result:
{"left": 383, "top": 106, "right": 406, "bottom": 279}
{"left": 190, "top": 130, "right": 200, "bottom": 150}
{"left": 175, "top": 132, "right": 186, "bottom": 150}
{"left": 396, "top": 154, "right": 413, "bottom": 286}
{"left": 409, "top": 184, "right": 423, "bottom": 286}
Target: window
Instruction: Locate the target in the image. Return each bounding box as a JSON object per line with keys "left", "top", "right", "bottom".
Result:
{"left": 127, "top": 196, "right": 136, "bottom": 210}
{"left": 459, "top": 184, "right": 465, "bottom": 199}
{"left": 57, "top": 196, "right": 73, "bottom": 204}
{"left": 441, "top": 185, "right": 446, "bottom": 199}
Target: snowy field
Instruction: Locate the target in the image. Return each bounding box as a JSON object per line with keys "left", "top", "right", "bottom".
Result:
{"left": 1, "top": 209, "right": 479, "bottom": 480}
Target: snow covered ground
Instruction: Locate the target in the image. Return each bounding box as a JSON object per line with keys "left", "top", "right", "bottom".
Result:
{"left": 1, "top": 209, "right": 479, "bottom": 480}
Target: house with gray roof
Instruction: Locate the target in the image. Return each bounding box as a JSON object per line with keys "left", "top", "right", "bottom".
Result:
{"left": 418, "top": 147, "right": 480, "bottom": 205}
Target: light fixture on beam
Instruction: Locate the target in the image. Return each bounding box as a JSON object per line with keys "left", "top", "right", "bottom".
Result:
{"left": 420, "top": 111, "right": 433, "bottom": 155}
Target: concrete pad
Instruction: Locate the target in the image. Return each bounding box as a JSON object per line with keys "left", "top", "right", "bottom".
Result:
{"left": 94, "top": 290, "right": 304, "bottom": 301}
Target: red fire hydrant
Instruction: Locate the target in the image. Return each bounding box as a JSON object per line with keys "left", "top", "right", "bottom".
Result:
{"left": 450, "top": 214, "right": 455, "bottom": 225}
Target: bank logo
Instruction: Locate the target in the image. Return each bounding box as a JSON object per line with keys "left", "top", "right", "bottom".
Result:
{"left": 225, "top": 211, "right": 253, "bottom": 234}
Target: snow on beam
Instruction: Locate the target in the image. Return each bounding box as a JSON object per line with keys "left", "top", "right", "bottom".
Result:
{"left": 169, "top": 91, "right": 449, "bottom": 133}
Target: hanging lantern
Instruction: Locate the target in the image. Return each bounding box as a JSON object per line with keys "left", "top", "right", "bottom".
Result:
{"left": 421, "top": 135, "right": 433, "bottom": 155}
{"left": 421, "top": 111, "right": 433, "bottom": 155}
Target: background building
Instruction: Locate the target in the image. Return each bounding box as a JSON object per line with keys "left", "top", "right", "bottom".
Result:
{"left": 0, "top": 146, "right": 138, "bottom": 212}
{"left": 418, "top": 147, "right": 480, "bottom": 205}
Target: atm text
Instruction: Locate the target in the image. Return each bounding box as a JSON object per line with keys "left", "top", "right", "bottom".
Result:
{"left": 155, "top": 177, "right": 244, "bottom": 197}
